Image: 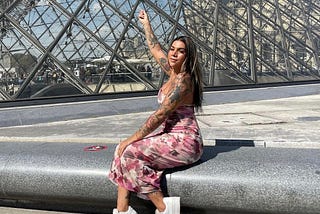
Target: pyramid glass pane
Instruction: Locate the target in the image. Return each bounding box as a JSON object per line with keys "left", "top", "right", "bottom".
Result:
{"left": 0, "top": 0, "right": 319, "bottom": 101}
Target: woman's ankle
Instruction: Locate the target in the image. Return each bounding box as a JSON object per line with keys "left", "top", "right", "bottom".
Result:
{"left": 113, "top": 206, "right": 137, "bottom": 214}
{"left": 117, "top": 205, "right": 129, "bottom": 212}
{"left": 148, "top": 191, "right": 166, "bottom": 212}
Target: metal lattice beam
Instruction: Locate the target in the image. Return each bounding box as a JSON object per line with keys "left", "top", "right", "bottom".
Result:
{"left": 0, "top": 0, "right": 319, "bottom": 101}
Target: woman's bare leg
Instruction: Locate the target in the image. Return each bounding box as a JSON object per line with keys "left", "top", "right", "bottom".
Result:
{"left": 117, "top": 186, "right": 130, "bottom": 212}
{"left": 148, "top": 191, "right": 166, "bottom": 212}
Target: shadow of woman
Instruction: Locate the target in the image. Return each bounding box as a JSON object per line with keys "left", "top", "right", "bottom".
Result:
{"left": 161, "top": 139, "right": 256, "bottom": 195}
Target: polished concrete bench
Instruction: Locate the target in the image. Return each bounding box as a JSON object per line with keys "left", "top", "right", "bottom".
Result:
{"left": 0, "top": 142, "right": 319, "bottom": 214}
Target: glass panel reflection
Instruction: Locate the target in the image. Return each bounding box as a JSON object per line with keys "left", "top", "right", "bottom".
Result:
{"left": 0, "top": 0, "right": 319, "bottom": 101}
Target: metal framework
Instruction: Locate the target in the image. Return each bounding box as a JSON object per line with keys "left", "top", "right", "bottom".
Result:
{"left": 0, "top": 0, "right": 319, "bottom": 101}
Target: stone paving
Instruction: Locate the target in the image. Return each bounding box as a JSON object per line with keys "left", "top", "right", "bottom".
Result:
{"left": 0, "top": 94, "right": 319, "bottom": 149}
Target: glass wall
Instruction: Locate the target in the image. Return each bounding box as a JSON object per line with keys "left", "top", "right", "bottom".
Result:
{"left": 0, "top": 0, "right": 319, "bottom": 101}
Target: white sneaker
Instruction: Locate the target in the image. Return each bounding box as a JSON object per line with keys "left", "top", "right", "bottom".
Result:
{"left": 113, "top": 206, "right": 138, "bottom": 214}
{"left": 155, "top": 197, "right": 180, "bottom": 214}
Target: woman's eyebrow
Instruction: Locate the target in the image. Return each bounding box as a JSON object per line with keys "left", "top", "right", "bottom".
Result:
{"left": 170, "top": 45, "right": 186, "bottom": 51}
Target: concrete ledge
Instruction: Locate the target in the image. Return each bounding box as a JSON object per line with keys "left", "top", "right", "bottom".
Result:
{"left": 0, "top": 142, "right": 319, "bottom": 214}
{"left": 0, "top": 142, "right": 115, "bottom": 205}
{"left": 166, "top": 146, "right": 320, "bottom": 214}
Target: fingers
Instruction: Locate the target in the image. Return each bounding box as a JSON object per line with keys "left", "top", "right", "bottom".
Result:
{"left": 139, "top": 10, "right": 145, "bottom": 18}
{"left": 115, "top": 144, "right": 121, "bottom": 156}
{"left": 138, "top": 10, "right": 148, "bottom": 23}
{"left": 117, "top": 145, "right": 124, "bottom": 156}
{"left": 117, "top": 142, "right": 128, "bottom": 156}
{"left": 117, "top": 148, "right": 122, "bottom": 157}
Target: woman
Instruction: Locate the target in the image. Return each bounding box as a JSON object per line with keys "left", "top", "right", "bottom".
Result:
{"left": 108, "top": 10, "right": 203, "bottom": 214}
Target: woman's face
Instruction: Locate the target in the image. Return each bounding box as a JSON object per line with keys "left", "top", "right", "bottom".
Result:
{"left": 168, "top": 40, "right": 186, "bottom": 71}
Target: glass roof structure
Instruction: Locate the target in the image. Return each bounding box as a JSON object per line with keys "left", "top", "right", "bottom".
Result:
{"left": 0, "top": 0, "right": 319, "bottom": 101}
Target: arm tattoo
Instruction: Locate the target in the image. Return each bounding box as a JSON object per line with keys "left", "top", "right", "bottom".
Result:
{"left": 169, "top": 86, "right": 182, "bottom": 104}
{"left": 136, "top": 76, "right": 192, "bottom": 139}
{"left": 167, "top": 75, "right": 192, "bottom": 105}
{"left": 146, "top": 30, "right": 159, "bottom": 48}
{"left": 160, "top": 57, "right": 170, "bottom": 72}
{"left": 138, "top": 113, "right": 162, "bottom": 136}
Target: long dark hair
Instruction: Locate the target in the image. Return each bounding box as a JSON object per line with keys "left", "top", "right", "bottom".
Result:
{"left": 171, "top": 36, "right": 203, "bottom": 112}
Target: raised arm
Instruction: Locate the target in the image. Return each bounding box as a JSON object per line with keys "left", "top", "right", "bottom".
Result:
{"left": 138, "top": 10, "right": 171, "bottom": 76}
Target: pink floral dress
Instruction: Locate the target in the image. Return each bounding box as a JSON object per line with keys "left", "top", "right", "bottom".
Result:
{"left": 108, "top": 88, "right": 203, "bottom": 199}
